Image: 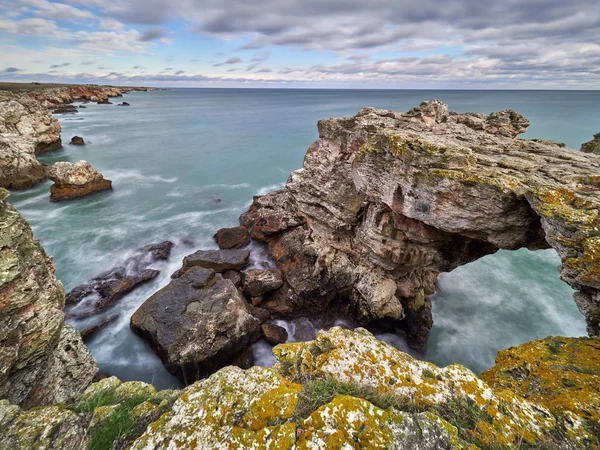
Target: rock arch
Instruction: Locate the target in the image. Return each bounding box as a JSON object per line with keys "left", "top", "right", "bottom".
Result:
{"left": 242, "top": 101, "right": 600, "bottom": 349}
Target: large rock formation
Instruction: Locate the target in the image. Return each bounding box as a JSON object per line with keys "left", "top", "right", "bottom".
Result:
{"left": 47, "top": 160, "right": 112, "bottom": 201}
{"left": 131, "top": 266, "right": 260, "bottom": 384}
{"left": 0, "top": 190, "right": 96, "bottom": 407}
{"left": 242, "top": 101, "right": 600, "bottom": 349}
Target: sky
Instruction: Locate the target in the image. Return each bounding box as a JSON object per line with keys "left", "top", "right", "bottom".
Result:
{"left": 0, "top": 0, "right": 599, "bottom": 89}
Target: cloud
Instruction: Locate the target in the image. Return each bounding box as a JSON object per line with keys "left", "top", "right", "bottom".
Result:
{"left": 2, "top": 67, "right": 22, "bottom": 73}
{"left": 213, "top": 56, "right": 242, "bottom": 66}
{"left": 138, "top": 27, "right": 165, "bottom": 41}
{"left": 49, "top": 62, "right": 71, "bottom": 68}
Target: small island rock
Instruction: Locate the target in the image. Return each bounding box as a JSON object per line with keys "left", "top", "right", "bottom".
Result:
{"left": 47, "top": 160, "right": 112, "bottom": 201}
{"left": 70, "top": 136, "right": 85, "bottom": 145}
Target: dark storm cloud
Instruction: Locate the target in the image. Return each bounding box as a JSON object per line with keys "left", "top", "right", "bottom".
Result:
{"left": 213, "top": 56, "right": 242, "bottom": 67}
{"left": 138, "top": 27, "right": 166, "bottom": 41}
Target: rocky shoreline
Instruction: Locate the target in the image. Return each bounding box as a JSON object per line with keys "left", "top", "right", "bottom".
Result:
{"left": 0, "top": 94, "right": 599, "bottom": 449}
{"left": 0, "top": 83, "right": 155, "bottom": 190}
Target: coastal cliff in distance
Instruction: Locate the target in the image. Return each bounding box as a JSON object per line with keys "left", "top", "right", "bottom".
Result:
{"left": 0, "top": 83, "right": 155, "bottom": 189}
{"left": 242, "top": 101, "right": 600, "bottom": 349}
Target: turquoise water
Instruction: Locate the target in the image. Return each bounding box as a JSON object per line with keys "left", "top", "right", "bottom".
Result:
{"left": 9, "top": 89, "right": 596, "bottom": 387}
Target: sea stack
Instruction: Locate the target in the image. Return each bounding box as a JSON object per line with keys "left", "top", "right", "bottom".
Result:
{"left": 47, "top": 160, "right": 112, "bottom": 201}
{"left": 69, "top": 136, "right": 85, "bottom": 145}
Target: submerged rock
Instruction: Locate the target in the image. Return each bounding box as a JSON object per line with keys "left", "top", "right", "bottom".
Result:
{"left": 180, "top": 248, "right": 250, "bottom": 273}
{"left": 52, "top": 104, "right": 78, "bottom": 114}
{"left": 241, "top": 101, "right": 600, "bottom": 349}
{"left": 118, "top": 101, "right": 130, "bottom": 106}
{"left": 66, "top": 240, "right": 173, "bottom": 312}
{"left": 131, "top": 266, "right": 260, "bottom": 384}
{"left": 80, "top": 314, "right": 119, "bottom": 341}
{"left": 214, "top": 225, "right": 250, "bottom": 249}
{"left": 69, "top": 135, "right": 84, "bottom": 145}
{"left": 581, "top": 132, "right": 600, "bottom": 155}
{"left": 47, "top": 160, "right": 112, "bottom": 201}
{"left": 0, "top": 194, "right": 96, "bottom": 407}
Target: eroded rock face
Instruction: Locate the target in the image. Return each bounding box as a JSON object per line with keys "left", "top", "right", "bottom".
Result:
{"left": 0, "top": 193, "right": 97, "bottom": 407}
{"left": 242, "top": 268, "right": 284, "bottom": 297}
{"left": 241, "top": 101, "right": 600, "bottom": 348}
{"left": 0, "top": 135, "right": 47, "bottom": 189}
{"left": 130, "top": 266, "right": 260, "bottom": 384}
{"left": 47, "top": 160, "right": 112, "bottom": 201}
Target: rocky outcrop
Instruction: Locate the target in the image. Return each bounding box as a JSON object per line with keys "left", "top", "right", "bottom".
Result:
{"left": 66, "top": 241, "right": 173, "bottom": 315}
{"left": 47, "top": 160, "right": 112, "bottom": 201}
{"left": 242, "top": 268, "right": 283, "bottom": 297}
{"left": 0, "top": 135, "right": 47, "bottom": 189}
{"left": 581, "top": 132, "right": 600, "bottom": 155}
{"left": 0, "top": 191, "right": 96, "bottom": 407}
{"left": 131, "top": 266, "right": 260, "bottom": 384}
{"left": 241, "top": 101, "right": 600, "bottom": 349}
{"left": 1, "top": 328, "right": 598, "bottom": 449}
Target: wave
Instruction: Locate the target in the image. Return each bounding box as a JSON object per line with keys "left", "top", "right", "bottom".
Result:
{"left": 103, "top": 169, "right": 178, "bottom": 185}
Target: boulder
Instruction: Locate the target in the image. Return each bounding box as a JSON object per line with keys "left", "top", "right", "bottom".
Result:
{"left": 47, "top": 160, "right": 112, "bottom": 201}
{"left": 66, "top": 241, "right": 173, "bottom": 312}
{"left": 180, "top": 248, "right": 250, "bottom": 273}
{"left": 214, "top": 225, "right": 250, "bottom": 249}
{"left": 118, "top": 102, "right": 130, "bottom": 106}
{"left": 581, "top": 132, "right": 600, "bottom": 155}
{"left": 131, "top": 267, "right": 260, "bottom": 384}
{"left": 222, "top": 269, "right": 242, "bottom": 288}
{"left": 261, "top": 323, "right": 288, "bottom": 345}
{"left": 242, "top": 268, "right": 283, "bottom": 297}
{"left": 69, "top": 135, "right": 85, "bottom": 145}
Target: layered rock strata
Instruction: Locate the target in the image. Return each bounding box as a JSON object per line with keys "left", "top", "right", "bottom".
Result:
{"left": 0, "top": 190, "right": 96, "bottom": 407}
{"left": 242, "top": 101, "right": 600, "bottom": 349}
{"left": 47, "top": 160, "right": 112, "bottom": 201}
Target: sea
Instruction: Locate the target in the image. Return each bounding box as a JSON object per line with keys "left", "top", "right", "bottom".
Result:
{"left": 9, "top": 88, "right": 598, "bottom": 389}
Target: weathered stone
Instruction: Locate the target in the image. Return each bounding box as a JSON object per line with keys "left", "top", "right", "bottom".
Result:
{"left": 181, "top": 248, "right": 250, "bottom": 273}
{"left": 242, "top": 101, "right": 600, "bottom": 348}
{"left": 69, "top": 135, "right": 84, "bottom": 145}
{"left": 0, "top": 401, "right": 88, "bottom": 449}
{"left": 0, "top": 196, "right": 96, "bottom": 407}
{"left": 274, "top": 327, "right": 593, "bottom": 448}
{"left": 66, "top": 241, "right": 173, "bottom": 313}
{"left": 52, "top": 104, "right": 78, "bottom": 115}
{"left": 261, "top": 323, "right": 288, "bottom": 345}
{"left": 581, "top": 132, "right": 600, "bottom": 155}
{"left": 0, "top": 135, "right": 47, "bottom": 189}
{"left": 481, "top": 335, "right": 600, "bottom": 442}
{"left": 131, "top": 267, "right": 260, "bottom": 383}
{"left": 214, "top": 225, "right": 250, "bottom": 249}
{"left": 242, "top": 268, "right": 284, "bottom": 297}
{"left": 48, "top": 160, "right": 112, "bottom": 201}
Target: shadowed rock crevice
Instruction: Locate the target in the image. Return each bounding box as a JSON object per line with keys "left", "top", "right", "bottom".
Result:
{"left": 242, "top": 100, "right": 600, "bottom": 349}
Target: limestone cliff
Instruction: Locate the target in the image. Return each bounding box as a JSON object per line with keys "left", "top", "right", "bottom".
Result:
{"left": 242, "top": 101, "right": 600, "bottom": 349}
{"left": 1, "top": 328, "right": 598, "bottom": 449}
{"left": 0, "top": 190, "right": 96, "bottom": 407}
